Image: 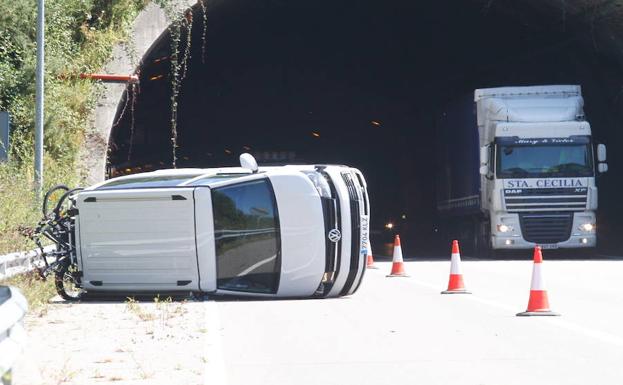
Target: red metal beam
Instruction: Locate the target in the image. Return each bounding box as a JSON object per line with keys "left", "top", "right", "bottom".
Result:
{"left": 79, "top": 73, "right": 139, "bottom": 84}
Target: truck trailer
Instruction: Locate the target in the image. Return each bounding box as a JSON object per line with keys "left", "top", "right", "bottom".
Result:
{"left": 436, "top": 85, "right": 607, "bottom": 252}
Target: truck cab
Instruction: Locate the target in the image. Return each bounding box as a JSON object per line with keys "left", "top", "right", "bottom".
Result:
{"left": 476, "top": 86, "right": 607, "bottom": 249}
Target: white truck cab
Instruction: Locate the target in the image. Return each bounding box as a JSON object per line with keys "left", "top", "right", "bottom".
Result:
{"left": 73, "top": 157, "right": 370, "bottom": 298}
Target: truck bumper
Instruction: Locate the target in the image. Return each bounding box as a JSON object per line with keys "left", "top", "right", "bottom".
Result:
{"left": 491, "top": 211, "right": 597, "bottom": 249}
{"left": 492, "top": 234, "right": 596, "bottom": 249}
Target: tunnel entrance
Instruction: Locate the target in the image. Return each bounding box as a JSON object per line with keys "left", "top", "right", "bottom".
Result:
{"left": 108, "top": 0, "right": 623, "bottom": 255}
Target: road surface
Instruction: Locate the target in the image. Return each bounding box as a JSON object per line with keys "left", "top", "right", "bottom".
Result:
{"left": 211, "top": 259, "right": 623, "bottom": 385}
{"left": 12, "top": 258, "right": 623, "bottom": 385}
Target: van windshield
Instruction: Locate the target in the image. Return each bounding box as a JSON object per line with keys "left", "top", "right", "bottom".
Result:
{"left": 212, "top": 179, "right": 281, "bottom": 294}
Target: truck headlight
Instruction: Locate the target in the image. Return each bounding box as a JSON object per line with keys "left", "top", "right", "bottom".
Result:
{"left": 497, "top": 224, "right": 513, "bottom": 233}
{"left": 578, "top": 223, "right": 595, "bottom": 232}
{"left": 303, "top": 171, "right": 332, "bottom": 198}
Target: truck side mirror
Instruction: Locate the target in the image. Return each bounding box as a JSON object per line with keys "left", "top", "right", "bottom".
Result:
{"left": 479, "top": 146, "right": 489, "bottom": 176}
{"left": 597, "top": 144, "right": 607, "bottom": 162}
{"left": 598, "top": 163, "right": 608, "bottom": 173}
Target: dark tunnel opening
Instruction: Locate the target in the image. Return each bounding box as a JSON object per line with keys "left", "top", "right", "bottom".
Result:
{"left": 108, "top": 0, "right": 623, "bottom": 255}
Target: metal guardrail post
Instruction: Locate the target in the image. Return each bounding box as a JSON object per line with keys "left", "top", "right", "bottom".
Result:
{"left": 34, "top": 0, "right": 45, "bottom": 196}
{"left": 0, "top": 112, "right": 8, "bottom": 162}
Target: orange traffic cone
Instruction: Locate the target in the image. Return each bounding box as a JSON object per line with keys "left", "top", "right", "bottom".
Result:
{"left": 516, "top": 246, "right": 560, "bottom": 317}
{"left": 366, "top": 240, "right": 377, "bottom": 269}
{"left": 387, "top": 235, "right": 408, "bottom": 277}
{"left": 441, "top": 240, "right": 471, "bottom": 294}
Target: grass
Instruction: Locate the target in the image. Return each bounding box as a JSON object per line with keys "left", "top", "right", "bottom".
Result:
{"left": 0, "top": 0, "right": 148, "bottom": 256}
{"left": 125, "top": 295, "right": 189, "bottom": 334}
{"left": 0, "top": 159, "right": 79, "bottom": 255}
{"left": 0, "top": 270, "right": 57, "bottom": 316}
{"left": 125, "top": 297, "right": 157, "bottom": 322}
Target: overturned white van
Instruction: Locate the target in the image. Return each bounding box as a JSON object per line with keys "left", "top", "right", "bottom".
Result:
{"left": 36, "top": 155, "right": 370, "bottom": 299}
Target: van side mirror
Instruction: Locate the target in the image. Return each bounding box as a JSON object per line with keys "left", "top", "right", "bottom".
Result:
{"left": 240, "top": 153, "right": 259, "bottom": 173}
{"left": 597, "top": 144, "right": 607, "bottom": 162}
{"left": 598, "top": 163, "right": 608, "bottom": 173}
{"left": 479, "top": 146, "right": 490, "bottom": 176}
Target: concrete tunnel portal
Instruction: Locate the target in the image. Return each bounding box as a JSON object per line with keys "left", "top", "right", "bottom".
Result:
{"left": 106, "top": 0, "right": 623, "bottom": 255}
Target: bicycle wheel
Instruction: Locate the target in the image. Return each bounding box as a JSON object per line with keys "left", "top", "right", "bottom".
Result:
{"left": 52, "top": 187, "right": 83, "bottom": 219}
{"left": 54, "top": 260, "right": 83, "bottom": 301}
{"left": 42, "top": 185, "right": 69, "bottom": 218}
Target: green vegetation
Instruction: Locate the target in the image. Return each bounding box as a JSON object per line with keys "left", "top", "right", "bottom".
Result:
{"left": 0, "top": 0, "right": 148, "bottom": 254}
{"left": 0, "top": 271, "right": 56, "bottom": 314}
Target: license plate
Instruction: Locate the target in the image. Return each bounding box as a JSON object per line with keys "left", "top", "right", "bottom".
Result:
{"left": 539, "top": 244, "right": 559, "bottom": 249}
{"left": 360, "top": 215, "right": 370, "bottom": 250}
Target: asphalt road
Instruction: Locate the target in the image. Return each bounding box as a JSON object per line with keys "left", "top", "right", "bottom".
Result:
{"left": 207, "top": 259, "right": 623, "bottom": 385}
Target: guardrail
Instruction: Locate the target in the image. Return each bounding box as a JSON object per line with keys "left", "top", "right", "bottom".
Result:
{"left": 0, "top": 246, "right": 54, "bottom": 281}
{"left": 0, "top": 286, "right": 28, "bottom": 385}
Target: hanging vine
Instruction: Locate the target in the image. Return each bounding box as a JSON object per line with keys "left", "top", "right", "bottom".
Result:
{"left": 153, "top": 0, "right": 201, "bottom": 168}
{"left": 126, "top": 81, "right": 139, "bottom": 162}
{"left": 180, "top": 9, "right": 193, "bottom": 82}
{"left": 199, "top": 0, "right": 209, "bottom": 64}
{"left": 169, "top": 21, "right": 181, "bottom": 168}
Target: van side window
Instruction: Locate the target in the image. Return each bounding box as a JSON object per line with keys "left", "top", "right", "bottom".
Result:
{"left": 212, "top": 179, "right": 281, "bottom": 294}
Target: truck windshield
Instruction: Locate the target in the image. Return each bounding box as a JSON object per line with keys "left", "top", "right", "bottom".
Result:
{"left": 212, "top": 179, "right": 281, "bottom": 294}
{"left": 496, "top": 143, "right": 593, "bottom": 178}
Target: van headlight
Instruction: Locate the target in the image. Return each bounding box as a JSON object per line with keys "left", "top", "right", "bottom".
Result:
{"left": 303, "top": 171, "right": 332, "bottom": 198}
{"left": 497, "top": 224, "right": 513, "bottom": 233}
{"left": 578, "top": 223, "right": 595, "bottom": 232}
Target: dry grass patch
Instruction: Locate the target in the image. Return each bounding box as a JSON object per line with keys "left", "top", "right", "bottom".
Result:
{"left": 0, "top": 270, "right": 56, "bottom": 315}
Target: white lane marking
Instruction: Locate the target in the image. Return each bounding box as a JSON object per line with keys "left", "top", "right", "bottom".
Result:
{"left": 373, "top": 266, "right": 623, "bottom": 348}
{"left": 236, "top": 254, "right": 277, "bottom": 277}
{"left": 205, "top": 300, "right": 228, "bottom": 385}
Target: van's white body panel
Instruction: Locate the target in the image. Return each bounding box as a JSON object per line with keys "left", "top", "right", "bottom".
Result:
{"left": 268, "top": 172, "right": 325, "bottom": 297}
{"left": 77, "top": 188, "right": 199, "bottom": 292}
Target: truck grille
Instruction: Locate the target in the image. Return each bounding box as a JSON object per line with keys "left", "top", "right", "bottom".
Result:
{"left": 340, "top": 172, "right": 362, "bottom": 296}
{"left": 504, "top": 188, "right": 587, "bottom": 212}
{"left": 519, "top": 213, "right": 573, "bottom": 244}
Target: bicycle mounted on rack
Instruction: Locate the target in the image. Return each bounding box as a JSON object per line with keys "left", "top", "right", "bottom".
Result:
{"left": 27, "top": 185, "right": 84, "bottom": 300}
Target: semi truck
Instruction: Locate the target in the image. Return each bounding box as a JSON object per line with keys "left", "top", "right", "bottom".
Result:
{"left": 436, "top": 85, "right": 607, "bottom": 252}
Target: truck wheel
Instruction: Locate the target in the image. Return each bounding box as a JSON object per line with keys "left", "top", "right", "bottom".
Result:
{"left": 474, "top": 221, "right": 491, "bottom": 259}
{"left": 54, "top": 260, "right": 83, "bottom": 301}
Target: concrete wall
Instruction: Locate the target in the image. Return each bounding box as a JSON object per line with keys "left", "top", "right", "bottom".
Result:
{"left": 82, "top": 0, "right": 195, "bottom": 185}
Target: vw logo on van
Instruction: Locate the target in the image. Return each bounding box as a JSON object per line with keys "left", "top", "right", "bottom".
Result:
{"left": 328, "top": 229, "right": 342, "bottom": 243}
